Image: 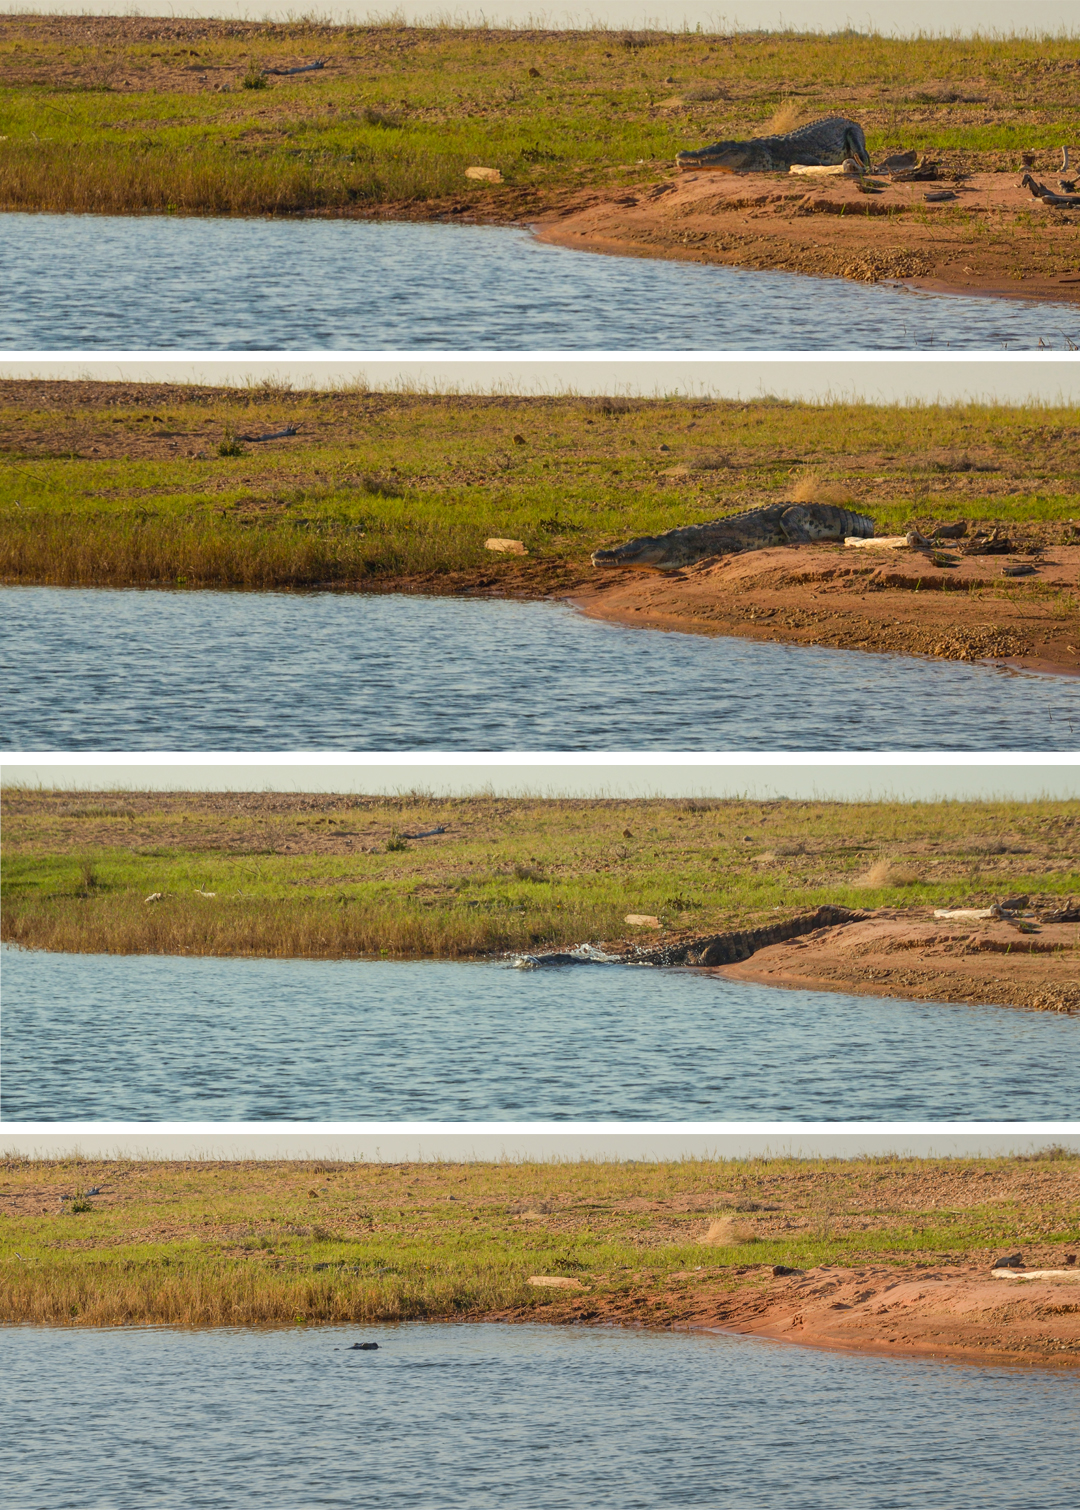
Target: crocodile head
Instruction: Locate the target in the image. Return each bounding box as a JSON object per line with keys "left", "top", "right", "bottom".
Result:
{"left": 591, "top": 534, "right": 674, "bottom": 570}
{"left": 675, "top": 141, "right": 753, "bottom": 173}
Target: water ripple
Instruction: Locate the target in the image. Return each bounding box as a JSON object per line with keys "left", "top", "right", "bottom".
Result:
{"left": 2, "top": 586, "right": 1077, "bottom": 749}
{"left": 3, "top": 1325, "right": 1079, "bottom": 1510}
{"left": 4, "top": 950, "right": 1075, "bottom": 1120}
{"left": 2, "top": 214, "right": 1077, "bottom": 349}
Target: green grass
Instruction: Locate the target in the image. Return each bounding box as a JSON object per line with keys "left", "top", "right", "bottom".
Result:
{"left": 1, "top": 20, "right": 1079, "bottom": 215}
{"left": 2, "top": 389, "right": 1079, "bottom": 591}
{"left": 2, "top": 1152, "right": 1076, "bottom": 1327}
{"left": 3, "top": 790, "right": 1077, "bottom": 960}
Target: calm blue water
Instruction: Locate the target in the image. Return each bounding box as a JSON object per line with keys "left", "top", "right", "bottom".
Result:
{"left": 2, "top": 1324, "right": 1078, "bottom": 1509}
{"left": 2, "top": 586, "right": 1077, "bottom": 750}
{"left": 3, "top": 949, "right": 1075, "bottom": 1120}
{"left": 2, "top": 214, "right": 1077, "bottom": 349}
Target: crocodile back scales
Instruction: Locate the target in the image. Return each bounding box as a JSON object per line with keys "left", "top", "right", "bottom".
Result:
{"left": 677, "top": 116, "right": 870, "bottom": 171}
{"left": 591, "top": 503, "right": 875, "bottom": 569}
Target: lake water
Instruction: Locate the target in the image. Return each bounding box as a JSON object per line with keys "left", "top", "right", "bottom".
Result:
{"left": 3, "top": 949, "right": 1075, "bottom": 1120}
{"left": 3, "top": 1323, "right": 1078, "bottom": 1510}
{"left": 3, "top": 586, "right": 1078, "bottom": 750}
{"left": 3, "top": 214, "right": 1078, "bottom": 349}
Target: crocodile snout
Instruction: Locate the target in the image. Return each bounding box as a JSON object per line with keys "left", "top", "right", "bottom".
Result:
{"left": 591, "top": 542, "right": 667, "bottom": 569}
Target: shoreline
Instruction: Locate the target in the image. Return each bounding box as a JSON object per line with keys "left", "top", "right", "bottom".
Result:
{"left": 568, "top": 540, "right": 1080, "bottom": 679}
{"left": 5, "top": 1280, "right": 1080, "bottom": 1373}
{"left": 3, "top": 378, "right": 1078, "bottom": 678}
{"left": 3, "top": 1153, "right": 1077, "bottom": 1371}
{"left": 3, "top": 18, "right": 1080, "bottom": 304}
{"left": 531, "top": 168, "right": 1080, "bottom": 308}
{"left": 4, "top": 567, "right": 1075, "bottom": 679}
{"left": 6, "top": 187, "right": 1077, "bottom": 310}
{"left": 4, "top": 790, "right": 1077, "bottom": 1015}
{"left": 4, "top": 906, "right": 1077, "bottom": 1015}
{"left": 487, "top": 1262, "right": 1080, "bottom": 1371}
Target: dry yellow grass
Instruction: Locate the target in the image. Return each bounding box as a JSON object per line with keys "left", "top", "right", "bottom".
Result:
{"left": 857, "top": 859, "right": 923, "bottom": 888}
{"left": 790, "top": 471, "right": 858, "bottom": 506}
{"left": 701, "top": 1217, "right": 760, "bottom": 1246}
{"left": 766, "top": 101, "right": 808, "bottom": 135}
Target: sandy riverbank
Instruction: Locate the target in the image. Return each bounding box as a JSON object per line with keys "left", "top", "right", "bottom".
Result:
{"left": 709, "top": 906, "right": 1080, "bottom": 1014}
{"left": 570, "top": 537, "right": 1080, "bottom": 676}
{"left": 491, "top": 1260, "right": 1080, "bottom": 1369}
{"left": 533, "top": 168, "right": 1080, "bottom": 304}
{"left": 4, "top": 17, "right": 1080, "bottom": 304}
{"left": 5, "top": 1153, "right": 1078, "bottom": 1370}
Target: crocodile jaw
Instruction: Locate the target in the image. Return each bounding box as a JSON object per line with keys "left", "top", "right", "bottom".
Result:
{"left": 592, "top": 544, "right": 670, "bottom": 570}
{"left": 676, "top": 146, "right": 747, "bottom": 172}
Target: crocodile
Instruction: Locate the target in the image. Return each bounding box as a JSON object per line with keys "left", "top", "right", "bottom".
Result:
{"left": 591, "top": 503, "right": 875, "bottom": 572}
{"left": 629, "top": 906, "right": 865, "bottom": 968}
{"left": 676, "top": 116, "right": 871, "bottom": 174}
{"left": 511, "top": 907, "right": 864, "bottom": 970}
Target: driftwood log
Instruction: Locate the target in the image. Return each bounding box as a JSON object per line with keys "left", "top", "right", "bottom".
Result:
{"left": 1020, "top": 173, "right": 1080, "bottom": 207}
{"left": 264, "top": 61, "right": 326, "bottom": 76}
{"left": 236, "top": 425, "right": 298, "bottom": 443}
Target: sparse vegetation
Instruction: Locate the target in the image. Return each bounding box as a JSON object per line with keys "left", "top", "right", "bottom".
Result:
{"left": 3, "top": 789, "right": 1077, "bottom": 962}
{"left": 1, "top": 19, "right": 1078, "bottom": 217}
{"left": 1, "top": 1152, "right": 1075, "bottom": 1327}
{"left": 1, "top": 384, "right": 1078, "bottom": 593}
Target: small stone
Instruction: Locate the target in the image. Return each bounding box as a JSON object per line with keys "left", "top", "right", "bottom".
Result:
{"left": 528, "top": 1276, "right": 585, "bottom": 1289}
{"left": 465, "top": 166, "right": 502, "bottom": 183}
{"left": 625, "top": 914, "right": 661, "bottom": 928}
{"left": 485, "top": 538, "right": 528, "bottom": 554}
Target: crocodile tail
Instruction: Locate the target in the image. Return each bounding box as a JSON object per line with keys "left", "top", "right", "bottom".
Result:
{"left": 844, "top": 123, "right": 871, "bottom": 170}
